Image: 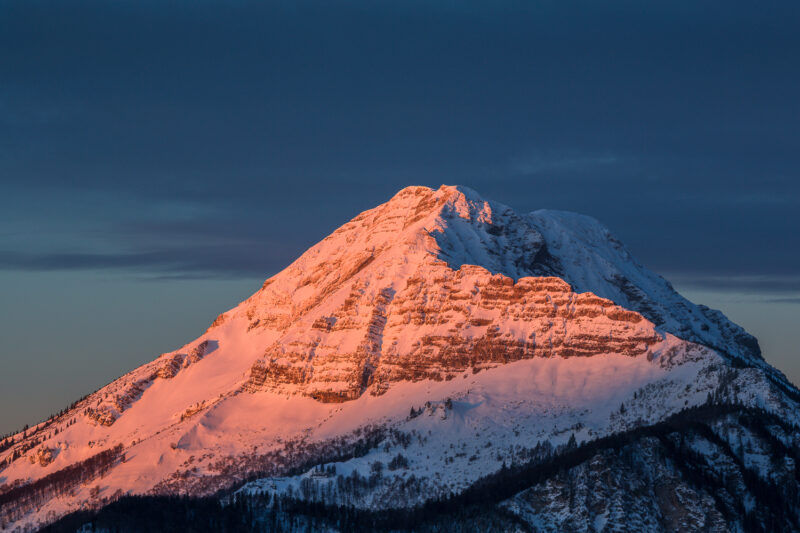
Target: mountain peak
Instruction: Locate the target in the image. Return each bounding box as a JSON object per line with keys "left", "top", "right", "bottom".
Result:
{"left": 2, "top": 184, "right": 787, "bottom": 532}
{"left": 389, "top": 183, "right": 485, "bottom": 203}
{"left": 380, "top": 184, "right": 497, "bottom": 232}
{"left": 238, "top": 186, "right": 764, "bottom": 366}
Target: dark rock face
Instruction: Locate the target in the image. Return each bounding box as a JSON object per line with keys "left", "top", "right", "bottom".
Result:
{"left": 504, "top": 410, "right": 800, "bottom": 533}
{"left": 507, "top": 436, "right": 729, "bottom": 531}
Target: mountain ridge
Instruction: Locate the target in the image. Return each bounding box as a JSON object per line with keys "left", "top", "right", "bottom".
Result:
{"left": 1, "top": 184, "right": 797, "bottom": 532}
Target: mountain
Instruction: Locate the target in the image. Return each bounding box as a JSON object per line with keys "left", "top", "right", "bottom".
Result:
{"left": 2, "top": 185, "right": 799, "bottom": 532}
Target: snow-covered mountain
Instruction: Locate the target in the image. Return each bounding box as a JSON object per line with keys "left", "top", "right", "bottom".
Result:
{"left": 2, "top": 185, "right": 798, "bottom": 532}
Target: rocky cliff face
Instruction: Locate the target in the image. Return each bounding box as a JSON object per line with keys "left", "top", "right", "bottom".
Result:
{"left": 1, "top": 185, "right": 797, "bottom": 532}
{"left": 245, "top": 269, "right": 662, "bottom": 401}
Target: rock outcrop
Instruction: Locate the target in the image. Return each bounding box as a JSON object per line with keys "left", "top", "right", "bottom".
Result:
{"left": 245, "top": 268, "right": 661, "bottom": 401}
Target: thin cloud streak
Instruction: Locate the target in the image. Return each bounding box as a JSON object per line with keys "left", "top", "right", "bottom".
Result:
{"left": 0, "top": 246, "right": 296, "bottom": 279}
{"left": 510, "top": 153, "right": 627, "bottom": 177}
{"left": 667, "top": 274, "right": 800, "bottom": 294}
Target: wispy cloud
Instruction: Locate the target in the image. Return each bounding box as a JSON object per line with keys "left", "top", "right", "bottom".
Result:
{"left": 762, "top": 297, "right": 800, "bottom": 304}
{"left": 0, "top": 245, "right": 294, "bottom": 280}
{"left": 510, "top": 152, "right": 627, "bottom": 177}
{"left": 667, "top": 273, "right": 800, "bottom": 295}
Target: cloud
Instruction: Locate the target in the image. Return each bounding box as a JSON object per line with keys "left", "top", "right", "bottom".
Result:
{"left": 510, "top": 153, "right": 627, "bottom": 177}
{"left": 762, "top": 297, "right": 800, "bottom": 304}
{"left": 666, "top": 274, "right": 800, "bottom": 294}
{"left": 0, "top": 244, "right": 294, "bottom": 280}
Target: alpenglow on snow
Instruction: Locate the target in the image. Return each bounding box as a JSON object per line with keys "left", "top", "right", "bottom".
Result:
{"left": 2, "top": 185, "right": 799, "bottom": 532}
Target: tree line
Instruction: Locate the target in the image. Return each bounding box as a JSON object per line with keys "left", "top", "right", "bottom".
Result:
{"left": 39, "top": 401, "right": 800, "bottom": 532}
{"left": 0, "top": 444, "right": 124, "bottom": 527}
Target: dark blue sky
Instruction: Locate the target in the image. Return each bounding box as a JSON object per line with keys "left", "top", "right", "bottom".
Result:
{"left": 1, "top": 1, "right": 799, "bottom": 434}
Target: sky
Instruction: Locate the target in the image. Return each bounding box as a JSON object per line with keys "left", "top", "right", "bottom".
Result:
{"left": 1, "top": 0, "right": 799, "bottom": 435}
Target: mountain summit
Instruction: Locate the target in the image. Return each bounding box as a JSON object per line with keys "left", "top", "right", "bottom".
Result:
{"left": 2, "top": 185, "right": 799, "bottom": 532}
